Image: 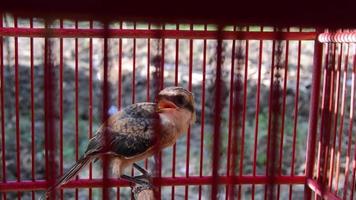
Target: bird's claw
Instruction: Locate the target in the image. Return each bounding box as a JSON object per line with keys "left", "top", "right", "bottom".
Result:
{"left": 133, "top": 163, "right": 151, "bottom": 177}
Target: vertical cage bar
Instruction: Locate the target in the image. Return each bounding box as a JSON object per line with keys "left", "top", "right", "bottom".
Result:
{"left": 44, "top": 29, "right": 49, "bottom": 195}
{"left": 289, "top": 37, "right": 302, "bottom": 200}
{"left": 74, "top": 20, "right": 79, "bottom": 200}
{"left": 266, "top": 33, "right": 283, "bottom": 200}
{"left": 171, "top": 23, "right": 179, "bottom": 200}
{"left": 264, "top": 36, "right": 276, "bottom": 200}
{"left": 198, "top": 24, "right": 207, "bottom": 200}
{"left": 132, "top": 22, "right": 136, "bottom": 104}
{"left": 342, "top": 44, "right": 353, "bottom": 199}
{"left": 88, "top": 19, "right": 94, "bottom": 200}
{"left": 131, "top": 23, "right": 137, "bottom": 199}
{"left": 251, "top": 29, "right": 263, "bottom": 200}
{"left": 277, "top": 36, "right": 289, "bottom": 200}
{"left": 14, "top": 15, "right": 22, "bottom": 200}
{"left": 14, "top": 17, "right": 21, "bottom": 197}
{"left": 238, "top": 32, "right": 249, "bottom": 200}
{"left": 159, "top": 25, "right": 165, "bottom": 199}
{"left": 161, "top": 25, "right": 165, "bottom": 89}
{"left": 145, "top": 23, "right": 150, "bottom": 172}
{"left": 350, "top": 101, "right": 356, "bottom": 199}
{"left": 315, "top": 43, "right": 330, "bottom": 186}
{"left": 44, "top": 21, "right": 58, "bottom": 200}
{"left": 322, "top": 44, "right": 337, "bottom": 188}
{"left": 304, "top": 37, "right": 323, "bottom": 200}
{"left": 328, "top": 42, "right": 343, "bottom": 190}
{"left": 350, "top": 48, "right": 356, "bottom": 199}
{"left": 314, "top": 42, "right": 331, "bottom": 200}
{"left": 102, "top": 27, "right": 110, "bottom": 200}
{"left": 118, "top": 22, "right": 122, "bottom": 109}
{"left": 0, "top": 11, "right": 6, "bottom": 200}
{"left": 116, "top": 21, "right": 122, "bottom": 200}
{"left": 226, "top": 27, "right": 236, "bottom": 200}
{"left": 319, "top": 43, "right": 335, "bottom": 192}
{"left": 152, "top": 24, "right": 164, "bottom": 200}
{"left": 146, "top": 23, "right": 151, "bottom": 104}
{"left": 30, "top": 17, "right": 35, "bottom": 200}
{"left": 334, "top": 43, "right": 348, "bottom": 194}
{"left": 59, "top": 18, "right": 64, "bottom": 200}
{"left": 211, "top": 26, "right": 223, "bottom": 200}
{"left": 184, "top": 24, "right": 194, "bottom": 200}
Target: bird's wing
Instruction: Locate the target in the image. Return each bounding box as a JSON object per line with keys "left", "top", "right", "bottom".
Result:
{"left": 110, "top": 102, "right": 157, "bottom": 121}
{"left": 86, "top": 117, "right": 158, "bottom": 158}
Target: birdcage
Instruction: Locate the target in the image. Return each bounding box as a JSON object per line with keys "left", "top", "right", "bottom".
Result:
{"left": 0, "top": 2, "right": 355, "bottom": 200}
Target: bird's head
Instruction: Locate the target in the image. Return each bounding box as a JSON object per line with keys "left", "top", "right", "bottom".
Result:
{"left": 157, "top": 87, "right": 196, "bottom": 125}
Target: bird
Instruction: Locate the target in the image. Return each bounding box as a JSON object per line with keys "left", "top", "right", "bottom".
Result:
{"left": 42, "top": 86, "right": 196, "bottom": 199}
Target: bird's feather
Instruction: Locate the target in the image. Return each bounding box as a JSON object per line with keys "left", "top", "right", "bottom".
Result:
{"left": 86, "top": 102, "right": 159, "bottom": 158}
{"left": 40, "top": 154, "right": 94, "bottom": 200}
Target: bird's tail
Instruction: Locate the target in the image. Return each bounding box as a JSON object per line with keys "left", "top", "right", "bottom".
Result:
{"left": 40, "top": 154, "right": 93, "bottom": 200}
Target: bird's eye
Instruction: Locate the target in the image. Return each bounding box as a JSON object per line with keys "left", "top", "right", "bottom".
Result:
{"left": 175, "top": 95, "right": 185, "bottom": 106}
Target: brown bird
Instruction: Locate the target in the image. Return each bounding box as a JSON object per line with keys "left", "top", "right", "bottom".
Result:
{"left": 42, "top": 86, "right": 196, "bottom": 198}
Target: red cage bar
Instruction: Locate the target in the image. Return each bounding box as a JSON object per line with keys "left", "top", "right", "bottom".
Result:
{"left": 0, "top": 13, "right": 355, "bottom": 200}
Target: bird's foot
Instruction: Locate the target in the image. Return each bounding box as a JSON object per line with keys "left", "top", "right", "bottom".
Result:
{"left": 120, "top": 174, "right": 150, "bottom": 186}
{"left": 133, "top": 163, "right": 152, "bottom": 183}
{"left": 133, "top": 163, "right": 151, "bottom": 177}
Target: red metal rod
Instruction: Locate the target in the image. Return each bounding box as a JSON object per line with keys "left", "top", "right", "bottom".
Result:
{"left": 0, "top": 11, "right": 7, "bottom": 200}
{"left": 14, "top": 16, "right": 21, "bottom": 188}
{"left": 264, "top": 37, "right": 276, "bottom": 200}
{"left": 132, "top": 22, "right": 136, "bottom": 104}
{"left": 289, "top": 39, "right": 302, "bottom": 200}
{"left": 118, "top": 22, "right": 123, "bottom": 109}
{"left": 322, "top": 44, "right": 337, "bottom": 189}
{"left": 342, "top": 44, "right": 353, "bottom": 199}
{"left": 88, "top": 19, "right": 93, "bottom": 200}
{"left": 74, "top": 20, "right": 79, "bottom": 200}
{"left": 161, "top": 30, "right": 165, "bottom": 90}
{"left": 225, "top": 32, "right": 236, "bottom": 200}
{"left": 328, "top": 43, "right": 343, "bottom": 190}
{"left": 323, "top": 44, "right": 337, "bottom": 189}
{"left": 59, "top": 18, "right": 64, "bottom": 200}
{"left": 267, "top": 34, "right": 284, "bottom": 200}
{"left": 277, "top": 39, "right": 289, "bottom": 200}
{"left": 116, "top": 21, "right": 123, "bottom": 200}
{"left": 211, "top": 26, "right": 223, "bottom": 200}
{"left": 14, "top": 15, "right": 22, "bottom": 200}
{"left": 0, "top": 27, "right": 317, "bottom": 40}
{"left": 29, "top": 17, "right": 35, "bottom": 200}
{"left": 334, "top": 43, "right": 348, "bottom": 194}
{"left": 43, "top": 24, "right": 58, "bottom": 200}
{"left": 239, "top": 34, "right": 249, "bottom": 198}
{"left": 171, "top": 23, "right": 179, "bottom": 200}
{"left": 145, "top": 23, "right": 150, "bottom": 174}
{"left": 252, "top": 34, "right": 263, "bottom": 200}
{"left": 184, "top": 24, "right": 194, "bottom": 200}
{"left": 131, "top": 23, "right": 137, "bottom": 198}
{"left": 102, "top": 32, "right": 110, "bottom": 200}
{"left": 198, "top": 24, "right": 207, "bottom": 200}
{"left": 146, "top": 23, "right": 151, "bottom": 104}
{"left": 306, "top": 179, "right": 341, "bottom": 200}
{"left": 315, "top": 44, "right": 329, "bottom": 183}
{"left": 316, "top": 43, "right": 334, "bottom": 199}
{"left": 43, "top": 35, "right": 49, "bottom": 195}
{"left": 350, "top": 112, "right": 356, "bottom": 199}
{"left": 0, "top": 176, "right": 307, "bottom": 192}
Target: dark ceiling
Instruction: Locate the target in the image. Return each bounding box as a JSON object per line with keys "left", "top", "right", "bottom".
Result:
{"left": 1, "top": 0, "right": 355, "bottom": 28}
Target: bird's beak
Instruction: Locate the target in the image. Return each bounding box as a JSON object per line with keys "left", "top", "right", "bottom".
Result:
{"left": 157, "top": 99, "right": 178, "bottom": 112}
